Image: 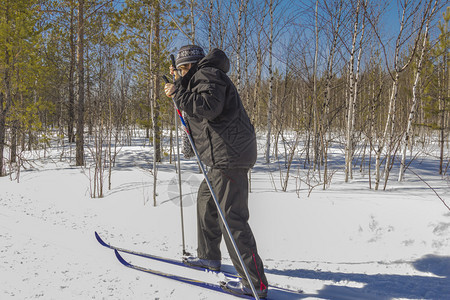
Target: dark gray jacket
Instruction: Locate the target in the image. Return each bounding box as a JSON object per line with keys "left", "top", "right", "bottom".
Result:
{"left": 173, "top": 49, "right": 257, "bottom": 169}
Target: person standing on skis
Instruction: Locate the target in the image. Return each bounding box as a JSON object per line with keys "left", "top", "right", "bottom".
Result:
{"left": 164, "top": 45, "right": 268, "bottom": 298}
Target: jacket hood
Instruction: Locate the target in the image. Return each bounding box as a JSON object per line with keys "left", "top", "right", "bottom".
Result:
{"left": 198, "top": 48, "right": 230, "bottom": 73}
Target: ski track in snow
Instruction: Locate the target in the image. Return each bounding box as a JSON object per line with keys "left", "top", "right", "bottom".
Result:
{"left": 1, "top": 145, "right": 450, "bottom": 300}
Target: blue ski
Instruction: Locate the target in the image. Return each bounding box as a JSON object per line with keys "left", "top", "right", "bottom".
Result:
{"left": 95, "top": 232, "right": 303, "bottom": 295}
{"left": 114, "top": 249, "right": 254, "bottom": 299}
{"left": 95, "top": 232, "right": 206, "bottom": 272}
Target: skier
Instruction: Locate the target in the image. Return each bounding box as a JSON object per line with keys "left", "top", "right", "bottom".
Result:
{"left": 164, "top": 45, "right": 268, "bottom": 298}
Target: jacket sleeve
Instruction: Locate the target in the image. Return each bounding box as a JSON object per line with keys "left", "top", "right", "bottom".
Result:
{"left": 173, "top": 68, "right": 226, "bottom": 121}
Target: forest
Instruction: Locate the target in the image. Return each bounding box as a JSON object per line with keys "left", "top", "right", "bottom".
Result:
{"left": 0, "top": 0, "right": 448, "bottom": 196}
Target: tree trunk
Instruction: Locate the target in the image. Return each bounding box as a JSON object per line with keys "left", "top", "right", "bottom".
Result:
{"left": 252, "top": 23, "right": 264, "bottom": 126}
{"left": 76, "top": 0, "right": 85, "bottom": 166}
{"left": 312, "top": 0, "right": 320, "bottom": 173}
{"left": 236, "top": 0, "right": 248, "bottom": 93}
{"left": 208, "top": 0, "right": 213, "bottom": 50}
{"left": 153, "top": 2, "right": 161, "bottom": 163}
{"left": 323, "top": 0, "right": 343, "bottom": 188}
{"left": 399, "top": 4, "right": 435, "bottom": 180}
{"left": 1, "top": 3, "right": 11, "bottom": 176}
{"left": 190, "top": 0, "right": 195, "bottom": 43}
{"left": 439, "top": 5, "right": 448, "bottom": 175}
{"left": 0, "top": 92, "right": 5, "bottom": 176}
{"left": 265, "top": 0, "right": 274, "bottom": 164}
{"left": 10, "top": 122, "right": 17, "bottom": 163}
{"left": 148, "top": 18, "right": 156, "bottom": 206}
{"left": 345, "top": 0, "right": 361, "bottom": 182}
{"left": 375, "top": 77, "right": 398, "bottom": 190}
{"left": 439, "top": 66, "right": 446, "bottom": 175}
{"left": 381, "top": 0, "right": 434, "bottom": 189}
{"left": 375, "top": 0, "right": 409, "bottom": 190}
{"left": 68, "top": 2, "right": 76, "bottom": 143}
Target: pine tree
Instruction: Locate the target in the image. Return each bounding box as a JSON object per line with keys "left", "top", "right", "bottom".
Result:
{"left": 0, "top": 0, "right": 44, "bottom": 176}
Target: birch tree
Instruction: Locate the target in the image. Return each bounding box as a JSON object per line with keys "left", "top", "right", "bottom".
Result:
{"left": 250, "top": 0, "right": 268, "bottom": 126}
{"left": 344, "top": 0, "right": 365, "bottom": 182}
{"left": 312, "top": 0, "right": 320, "bottom": 173}
{"left": 399, "top": 0, "right": 438, "bottom": 181}
{"left": 265, "top": 0, "right": 274, "bottom": 164}
{"left": 322, "top": 0, "right": 344, "bottom": 187}
{"left": 234, "top": 0, "right": 249, "bottom": 93}
{"left": 190, "top": 0, "right": 196, "bottom": 43}
{"left": 371, "top": 0, "right": 435, "bottom": 190}
{"left": 153, "top": 1, "right": 162, "bottom": 163}
{"left": 207, "top": 0, "right": 213, "bottom": 50}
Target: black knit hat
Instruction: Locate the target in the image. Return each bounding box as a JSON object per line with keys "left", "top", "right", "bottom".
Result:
{"left": 175, "top": 45, "right": 205, "bottom": 68}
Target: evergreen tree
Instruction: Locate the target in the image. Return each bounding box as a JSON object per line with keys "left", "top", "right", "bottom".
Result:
{"left": 0, "top": 0, "right": 45, "bottom": 176}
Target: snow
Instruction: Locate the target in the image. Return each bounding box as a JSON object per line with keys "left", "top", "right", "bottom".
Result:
{"left": 1, "top": 138, "right": 450, "bottom": 299}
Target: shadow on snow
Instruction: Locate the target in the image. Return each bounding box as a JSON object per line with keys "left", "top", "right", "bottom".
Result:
{"left": 263, "top": 255, "right": 450, "bottom": 299}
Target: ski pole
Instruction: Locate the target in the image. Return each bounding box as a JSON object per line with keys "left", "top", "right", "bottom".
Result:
{"left": 163, "top": 64, "right": 260, "bottom": 299}
{"left": 163, "top": 69, "right": 189, "bottom": 257}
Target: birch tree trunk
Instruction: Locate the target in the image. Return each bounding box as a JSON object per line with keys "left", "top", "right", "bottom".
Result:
{"left": 345, "top": 0, "right": 361, "bottom": 182}
{"left": 190, "top": 0, "right": 195, "bottom": 43}
{"left": 312, "top": 0, "right": 320, "bottom": 174}
{"left": 374, "top": 0, "right": 415, "bottom": 190}
{"left": 217, "top": 1, "right": 225, "bottom": 49}
{"left": 265, "top": 0, "right": 274, "bottom": 164}
{"left": 350, "top": 4, "right": 365, "bottom": 174}
{"left": 398, "top": 0, "right": 437, "bottom": 181}
{"left": 208, "top": 0, "right": 213, "bottom": 50}
{"left": 252, "top": 1, "right": 267, "bottom": 126}
{"left": 374, "top": 76, "right": 399, "bottom": 190}
{"left": 236, "top": 0, "right": 248, "bottom": 93}
{"left": 368, "top": 77, "right": 376, "bottom": 189}
{"left": 380, "top": 0, "right": 436, "bottom": 188}
{"left": 252, "top": 40, "right": 262, "bottom": 125}
{"left": 323, "top": 0, "right": 343, "bottom": 188}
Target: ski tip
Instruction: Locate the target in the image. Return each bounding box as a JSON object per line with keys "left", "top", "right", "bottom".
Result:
{"left": 94, "top": 231, "right": 109, "bottom": 247}
{"left": 114, "top": 249, "right": 131, "bottom": 267}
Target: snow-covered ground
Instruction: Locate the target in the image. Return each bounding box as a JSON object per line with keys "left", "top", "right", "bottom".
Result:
{"left": 1, "top": 137, "right": 450, "bottom": 299}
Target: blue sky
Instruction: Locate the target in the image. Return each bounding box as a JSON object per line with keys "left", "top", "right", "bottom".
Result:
{"left": 168, "top": 0, "right": 447, "bottom": 76}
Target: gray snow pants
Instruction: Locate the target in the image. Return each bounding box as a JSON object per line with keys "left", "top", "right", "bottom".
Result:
{"left": 196, "top": 167, "right": 268, "bottom": 290}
